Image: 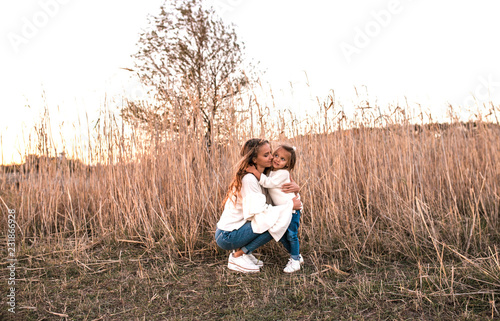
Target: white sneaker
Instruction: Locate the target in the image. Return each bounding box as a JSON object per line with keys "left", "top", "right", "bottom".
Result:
{"left": 246, "top": 253, "right": 264, "bottom": 267}
{"left": 283, "top": 258, "right": 301, "bottom": 273}
{"left": 228, "top": 253, "right": 260, "bottom": 273}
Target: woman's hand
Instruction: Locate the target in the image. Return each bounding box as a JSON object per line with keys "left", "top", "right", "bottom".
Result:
{"left": 292, "top": 196, "right": 302, "bottom": 211}
{"left": 282, "top": 181, "right": 300, "bottom": 194}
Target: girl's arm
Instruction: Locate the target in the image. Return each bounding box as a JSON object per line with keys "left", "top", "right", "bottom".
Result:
{"left": 258, "top": 170, "right": 289, "bottom": 189}
{"left": 245, "top": 165, "right": 261, "bottom": 180}
{"left": 245, "top": 167, "right": 289, "bottom": 189}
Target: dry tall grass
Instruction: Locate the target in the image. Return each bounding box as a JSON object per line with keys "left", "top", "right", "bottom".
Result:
{"left": 1, "top": 93, "right": 499, "bottom": 298}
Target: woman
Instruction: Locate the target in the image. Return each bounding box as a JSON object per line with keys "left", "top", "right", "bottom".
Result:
{"left": 215, "top": 138, "right": 302, "bottom": 273}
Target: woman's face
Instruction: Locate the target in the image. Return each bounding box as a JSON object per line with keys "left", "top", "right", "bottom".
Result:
{"left": 253, "top": 143, "right": 273, "bottom": 171}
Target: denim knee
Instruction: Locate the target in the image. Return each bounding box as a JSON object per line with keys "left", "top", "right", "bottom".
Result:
{"left": 287, "top": 231, "right": 298, "bottom": 242}
{"left": 215, "top": 228, "right": 233, "bottom": 250}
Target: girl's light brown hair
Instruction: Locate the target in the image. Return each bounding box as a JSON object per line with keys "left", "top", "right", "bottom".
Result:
{"left": 223, "top": 138, "right": 270, "bottom": 206}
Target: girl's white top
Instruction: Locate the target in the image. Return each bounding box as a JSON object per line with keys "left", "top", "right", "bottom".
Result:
{"left": 217, "top": 173, "right": 294, "bottom": 241}
{"left": 257, "top": 169, "right": 298, "bottom": 238}
{"left": 258, "top": 169, "right": 297, "bottom": 206}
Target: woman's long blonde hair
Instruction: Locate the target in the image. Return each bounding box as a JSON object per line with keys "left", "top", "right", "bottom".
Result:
{"left": 223, "top": 138, "right": 270, "bottom": 206}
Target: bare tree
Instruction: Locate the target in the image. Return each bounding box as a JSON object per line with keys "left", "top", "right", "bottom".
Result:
{"left": 122, "top": 0, "right": 250, "bottom": 147}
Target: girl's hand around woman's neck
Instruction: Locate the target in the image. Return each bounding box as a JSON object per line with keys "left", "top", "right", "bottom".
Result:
{"left": 246, "top": 165, "right": 262, "bottom": 180}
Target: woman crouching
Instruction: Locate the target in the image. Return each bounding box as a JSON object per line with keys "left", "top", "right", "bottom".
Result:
{"left": 215, "top": 138, "right": 302, "bottom": 273}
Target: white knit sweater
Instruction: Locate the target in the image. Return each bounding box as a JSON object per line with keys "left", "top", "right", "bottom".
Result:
{"left": 217, "top": 173, "right": 294, "bottom": 241}
{"left": 258, "top": 169, "right": 296, "bottom": 206}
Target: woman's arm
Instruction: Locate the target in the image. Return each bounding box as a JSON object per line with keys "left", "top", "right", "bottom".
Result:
{"left": 281, "top": 179, "right": 300, "bottom": 194}
{"left": 240, "top": 173, "right": 302, "bottom": 240}
{"left": 292, "top": 196, "right": 302, "bottom": 210}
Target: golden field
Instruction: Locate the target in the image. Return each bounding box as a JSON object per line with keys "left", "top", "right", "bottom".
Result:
{"left": 1, "top": 96, "right": 499, "bottom": 319}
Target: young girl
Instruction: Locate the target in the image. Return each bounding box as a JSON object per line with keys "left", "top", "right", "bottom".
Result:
{"left": 247, "top": 144, "right": 303, "bottom": 273}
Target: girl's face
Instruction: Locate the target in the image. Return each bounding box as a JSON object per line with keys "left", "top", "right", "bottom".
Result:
{"left": 253, "top": 143, "right": 273, "bottom": 172}
{"left": 272, "top": 148, "right": 291, "bottom": 170}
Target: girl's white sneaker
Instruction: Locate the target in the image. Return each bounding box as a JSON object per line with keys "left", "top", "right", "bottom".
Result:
{"left": 283, "top": 258, "right": 301, "bottom": 273}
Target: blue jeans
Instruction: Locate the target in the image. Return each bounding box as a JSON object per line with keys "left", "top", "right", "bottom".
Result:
{"left": 279, "top": 210, "right": 300, "bottom": 260}
{"left": 215, "top": 221, "right": 273, "bottom": 254}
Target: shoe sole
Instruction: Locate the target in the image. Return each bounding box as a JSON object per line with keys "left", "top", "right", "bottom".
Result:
{"left": 228, "top": 262, "right": 260, "bottom": 273}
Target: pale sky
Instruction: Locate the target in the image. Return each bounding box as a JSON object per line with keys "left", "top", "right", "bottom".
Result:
{"left": 1, "top": 0, "right": 500, "bottom": 164}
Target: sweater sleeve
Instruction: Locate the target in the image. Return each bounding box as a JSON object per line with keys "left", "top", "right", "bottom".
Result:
{"left": 241, "top": 174, "right": 270, "bottom": 221}
{"left": 258, "top": 170, "right": 290, "bottom": 189}
{"left": 240, "top": 174, "right": 294, "bottom": 241}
